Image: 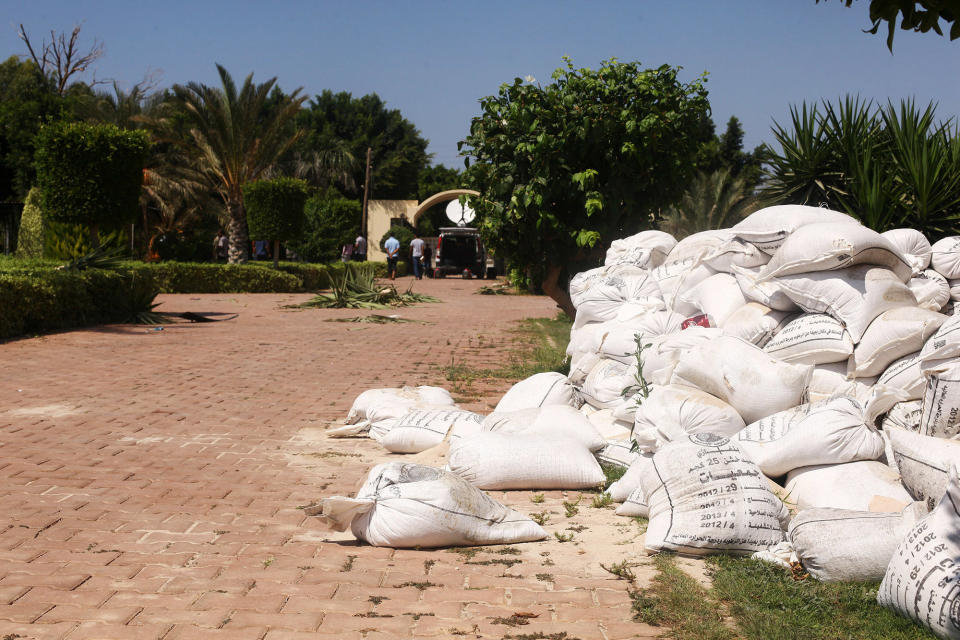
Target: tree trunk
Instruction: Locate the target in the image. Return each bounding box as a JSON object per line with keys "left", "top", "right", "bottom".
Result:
{"left": 226, "top": 200, "right": 249, "bottom": 264}
{"left": 88, "top": 222, "right": 100, "bottom": 250}
{"left": 541, "top": 262, "right": 576, "bottom": 320}
{"left": 273, "top": 239, "right": 280, "bottom": 269}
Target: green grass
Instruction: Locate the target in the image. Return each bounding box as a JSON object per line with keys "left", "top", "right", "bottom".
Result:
{"left": 601, "top": 463, "right": 627, "bottom": 488}
{"left": 707, "top": 556, "right": 936, "bottom": 640}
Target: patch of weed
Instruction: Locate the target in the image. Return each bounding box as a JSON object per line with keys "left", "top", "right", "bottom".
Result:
{"left": 530, "top": 511, "right": 550, "bottom": 526}
{"left": 423, "top": 559, "right": 436, "bottom": 574}
{"left": 394, "top": 581, "right": 441, "bottom": 591}
{"left": 563, "top": 495, "right": 581, "bottom": 518}
{"left": 536, "top": 573, "right": 554, "bottom": 582}
{"left": 591, "top": 492, "right": 613, "bottom": 508}
{"left": 340, "top": 555, "right": 356, "bottom": 572}
{"left": 601, "top": 559, "right": 638, "bottom": 583}
{"left": 554, "top": 531, "right": 574, "bottom": 543}
{"left": 466, "top": 558, "right": 522, "bottom": 568}
{"left": 368, "top": 595, "right": 388, "bottom": 605}
{"left": 601, "top": 463, "right": 627, "bottom": 488}
{"left": 530, "top": 493, "right": 545, "bottom": 504}
{"left": 491, "top": 612, "right": 539, "bottom": 627}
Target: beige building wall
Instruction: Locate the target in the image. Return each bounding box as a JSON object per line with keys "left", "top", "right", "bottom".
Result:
{"left": 366, "top": 200, "right": 417, "bottom": 261}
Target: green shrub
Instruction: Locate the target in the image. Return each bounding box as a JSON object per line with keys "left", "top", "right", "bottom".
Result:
{"left": 289, "top": 191, "right": 361, "bottom": 263}
{"left": 15, "top": 187, "right": 43, "bottom": 258}
{"left": 34, "top": 121, "right": 149, "bottom": 244}
{"left": 244, "top": 177, "right": 309, "bottom": 248}
{"left": 45, "top": 220, "right": 129, "bottom": 260}
{"left": 381, "top": 224, "right": 414, "bottom": 253}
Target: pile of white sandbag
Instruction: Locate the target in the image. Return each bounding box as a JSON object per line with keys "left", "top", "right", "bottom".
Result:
{"left": 312, "top": 205, "right": 960, "bottom": 638}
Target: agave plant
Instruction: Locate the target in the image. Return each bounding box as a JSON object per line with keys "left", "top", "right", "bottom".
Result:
{"left": 299, "top": 264, "right": 439, "bottom": 309}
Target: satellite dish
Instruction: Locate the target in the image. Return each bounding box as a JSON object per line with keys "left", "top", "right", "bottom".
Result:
{"left": 445, "top": 199, "right": 475, "bottom": 226}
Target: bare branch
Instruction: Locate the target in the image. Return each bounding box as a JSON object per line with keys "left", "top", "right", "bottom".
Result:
{"left": 17, "top": 23, "right": 105, "bottom": 96}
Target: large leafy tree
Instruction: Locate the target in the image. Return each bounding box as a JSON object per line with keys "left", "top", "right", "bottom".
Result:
{"left": 296, "top": 90, "right": 429, "bottom": 199}
{"left": 170, "top": 65, "right": 306, "bottom": 263}
{"left": 460, "top": 58, "right": 710, "bottom": 317}
{"left": 819, "top": 1, "right": 958, "bottom": 50}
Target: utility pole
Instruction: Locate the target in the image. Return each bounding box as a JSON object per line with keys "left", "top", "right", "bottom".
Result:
{"left": 361, "top": 147, "right": 372, "bottom": 238}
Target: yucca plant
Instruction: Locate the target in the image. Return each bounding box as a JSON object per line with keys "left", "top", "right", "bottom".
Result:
{"left": 299, "top": 264, "right": 439, "bottom": 309}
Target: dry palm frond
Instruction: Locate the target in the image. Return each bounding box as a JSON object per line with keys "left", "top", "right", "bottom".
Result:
{"left": 327, "top": 314, "right": 416, "bottom": 324}
{"left": 299, "top": 265, "right": 440, "bottom": 309}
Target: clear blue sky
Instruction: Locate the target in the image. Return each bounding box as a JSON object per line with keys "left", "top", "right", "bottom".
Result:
{"left": 4, "top": 1, "right": 959, "bottom": 169}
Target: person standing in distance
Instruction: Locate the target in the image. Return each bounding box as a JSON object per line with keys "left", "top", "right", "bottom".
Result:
{"left": 410, "top": 232, "right": 425, "bottom": 280}
{"left": 353, "top": 233, "right": 367, "bottom": 262}
{"left": 384, "top": 232, "right": 400, "bottom": 280}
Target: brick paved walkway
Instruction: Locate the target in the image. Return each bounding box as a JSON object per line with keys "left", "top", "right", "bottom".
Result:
{"left": 0, "top": 277, "right": 659, "bottom": 639}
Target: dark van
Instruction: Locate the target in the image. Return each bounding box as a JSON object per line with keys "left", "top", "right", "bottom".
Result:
{"left": 434, "top": 227, "right": 493, "bottom": 278}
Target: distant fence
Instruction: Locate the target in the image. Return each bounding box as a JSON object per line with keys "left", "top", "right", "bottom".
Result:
{"left": 0, "top": 202, "right": 23, "bottom": 255}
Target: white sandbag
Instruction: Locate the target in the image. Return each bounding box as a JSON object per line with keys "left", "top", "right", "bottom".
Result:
{"left": 762, "top": 313, "right": 853, "bottom": 365}
{"left": 920, "top": 360, "right": 960, "bottom": 439}
{"left": 887, "top": 428, "right": 960, "bottom": 511}
{"left": 596, "top": 315, "right": 683, "bottom": 365}
{"left": 881, "top": 228, "right": 932, "bottom": 274}
{"left": 615, "top": 482, "right": 651, "bottom": 517}
{"left": 448, "top": 432, "right": 606, "bottom": 490}
{"left": 775, "top": 265, "right": 917, "bottom": 342}
{"left": 604, "top": 230, "right": 676, "bottom": 269}
{"left": 652, "top": 258, "right": 717, "bottom": 311}
{"left": 595, "top": 439, "right": 642, "bottom": 470}
{"left": 736, "top": 395, "right": 889, "bottom": 477}
{"left": 676, "top": 273, "right": 747, "bottom": 326}
{"left": 581, "top": 358, "right": 636, "bottom": 411}
{"left": 664, "top": 229, "right": 734, "bottom": 263}
{"left": 568, "top": 350, "right": 601, "bottom": 387}
{"left": 930, "top": 236, "right": 960, "bottom": 279}
{"left": 910, "top": 269, "right": 951, "bottom": 311}
{"left": 849, "top": 307, "right": 946, "bottom": 377}
{"left": 883, "top": 400, "right": 923, "bottom": 432}
{"left": 878, "top": 467, "right": 960, "bottom": 639}
{"left": 732, "top": 204, "right": 858, "bottom": 254}
{"left": 633, "top": 384, "right": 746, "bottom": 453}
{"left": 570, "top": 265, "right": 664, "bottom": 327}
{"left": 582, "top": 407, "right": 633, "bottom": 441}
{"left": 878, "top": 351, "right": 926, "bottom": 399}
{"left": 807, "top": 362, "right": 875, "bottom": 403}
{"left": 379, "top": 408, "right": 483, "bottom": 453}
{"left": 670, "top": 335, "right": 813, "bottom": 424}
{"left": 720, "top": 303, "right": 793, "bottom": 347}
{"left": 495, "top": 372, "right": 580, "bottom": 413}
{"left": 345, "top": 386, "right": 454, "bottom": 425}
{"left": 641, "top": 327, "right": 721, "bottom": 386}
{"left": 607, "top": 453, "right": 653, "bottom": 502}
{"left": 732, "top": 265, "right": 800, "bottom": 311}
{"left": 480, "top": 405, "right": 606, "bottom": 451}
{"left": 759, "top": 222, "right": 913, "bottom": 282}
{"left": 790, "top": 503, "right": 926, "bottom": 583}
{"left": 641, "top": 433, "right": 787, "bottom": 555}
{"left": 785, "top": 461, "right": 913, "bottom": 512}
{"left": 305, "top": 462, "right": 547, "bottom": 548}
{"left": 701, "top": 237, "right": 771, "bottom": 272}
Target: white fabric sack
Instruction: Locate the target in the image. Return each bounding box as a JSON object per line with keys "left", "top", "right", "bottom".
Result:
{"left": 878, "top": 467, "right": 960, "bottom": 639}
{"left": 720, "top": 303, "right": 793, "bottom": 347}
{"left": 701, "top": 237, "right": 771, "bottom": 272}
{"left": 920, "top": 360, "right": 960, "bottom": 439}
{"left": 652, "top": 257, "right": 717, "bottom": 312}
{"left": 731, "top": 204, "right": 858, "bottom": 254}
{"left": 670, "top": 335, "right": 813, "bottom": 424}
{"left": 790, "top": 503, "right": 927, "bottom": 583}
{"left": 887, "top": 428, "right": 960, "bottom": 512}
{"left": 582, "top": 407, "right": 633, "bottom": 441}
{"left": 596, "top": 314, "right": 684, "bottom": 365}
{"left": 759, "top": 222, "right": 913, "bottom": 282}
{"left": 570, "top": 265, "right": 664, "bottom": 328}
{"left": 849, "top": 307, "right": 946, "bottom": 377}
{"left": 640, "top": 327, "right": 721, "bottom": 386}
{"left": 642, "top": 434, "right": 787, "bottom": 555}
{"left": 495, "top": 372, "right": 580, "bottom": 413}
{"left": 732, "top": 265, "right": 800, "bottom": 312}
{"left": 881, "top": 228, "right": 932, "bottom": 274}
{"left": 736, "top": 395, "right": 889, "bottom": 477}
{"left": 676, "top": 273, "right": 747, "bottom": 326}
{"left": 883, "top": 399, "right": 923, "bottom": 434}
{"left": 379, "top": 408, "right": 483, "bottom": 453}
{"left": 449, "top": 432, "right": 606, "bottom": 490}
{"left": 920, "top": 314, "right": 960, "bottom": 370}
{"left": 305, "top": 462, "right": 547, "bottom": 548}
{"left": 909, "top": 269, "right": 951, "bottom": 311}
{"left": 607, "top": 453, "right": 654, "bottom": 502}
{"left": 878, "top": 351, "right": 926, "bottom": 400}
{"left": 930, "top": 236, "right": 960, "bottom": 279}
{"left": 786, "top": 460, "right": 913, "bottom": 512}
{"left": 615, "top": 482, "right": 651, "bottom": 517}
{"left": 481, "top": 405, "right": 606, "bottom": 451}
{"left": 807, "top": 362, "right": 875, "bottom": 403}
{"left": 581, "top": 359, "right": 636, "bottom": 411}
{"left": 341, "top": 386, "right": 455, "bottom": 431}
{"left": 762, "top": 313, "right": 853, "bottom": 365}
{"left": 633, "top": 384, "right": 746, "bottom": 453}
{"left": 664, "top": 229, "right": 734, "bottom": 264}
{"left": 595, "top": 439, "right": 642, "bottom": 470}
{"left": 604, "top": 230, "right": 676, "bottom": 269}
{"left": 775, "top": 265, "right": 918, "bottom": 343}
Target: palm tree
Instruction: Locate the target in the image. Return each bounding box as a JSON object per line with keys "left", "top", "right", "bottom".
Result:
{"left": 171, "top": 65, "right": 306, "bottom": 262}
{"left": 659, "top": 168, "right": 759, "bottom": 239}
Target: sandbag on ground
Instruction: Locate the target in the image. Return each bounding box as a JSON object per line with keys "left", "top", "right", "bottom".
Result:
{"left": 877, "top": 351, "right": 926, "bottom": 400}
{"left": 595, "top": 439, "right": 642, "bottom": 470}
{"left": 495, "top": 372, "right": 580, "bottom": 412}
{"left": 920, "top": 359, "right": 960, "bottom": 439}
{"left": 849, "top": 306, "right": 945, "bottom": 378}
{"left": 332, "top": 386, "right": 457, "bottom": 436}
{"left": 581, "top": 358, "right": 637, "bottom": 412}
{"left": 909, "top": 269, "right": 950, "bottom": 311}
{"left": 377, "top": 408, "right": 483, "bottom": 453}
{"left": 807, "top": 362, "right": 875, "bottom": 403}
{"left": 670, "top": 335, "right": 813, "bottom": 424}
{"left": 720, "top": 302, "right": 793, "bottom": 347}
{"left": 569, "top": 264, "right": 664, "bottom": 328}
{"left": 607, "top": 453, "right": 654, "bottom": 502}
{"left": 641, "top": 433, "right": 787, "bottom": 556}
{"left": 735, "top": 394, "right": 891, "bottom": 477}
{"left": 789, "top": 503, "right": 927, "bottom": 582}
{"left": 930, "top": 235, "right": 960, "bottom": 279}
{"left": 887, "top": 428, "right": 960, "bottom": 511}
{"left": 481, "top": 405, "right": 606, "bottom": 451}
{"left": 878, "top": 467, "right": 960, "bottom": 639}
{"left": 732, "top": 265, "right": 800, "bottom": 311}
{"left": 731, "top": 204, "right": 858, "bottom": 254}
{"left": 675, "top": 273, "right": 747, "bottom": 324}
{"left": 616, "top": 481, "right": 651, "bottom": 518}
{"left": 305, "top": 462, "right": 547, "bottom": 548}
{"left": 448, "top": 432, "right": 606, "bottom": 490}
{"left": 762, "top": 313, "right": 853, "bottom": 365}
{"left": 632, "top": 384, "right": 745, "bottom": 453}
{"left": 785, "top": 461, "right": 913, "bottom": 512}
{"left": 604, "top": 230, "right": 676, "bottom": 269}
{"left": 882, "top": 228, "right": 932, "bottom": 274}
